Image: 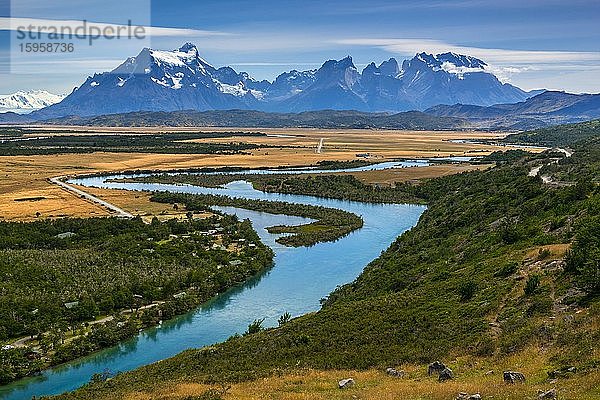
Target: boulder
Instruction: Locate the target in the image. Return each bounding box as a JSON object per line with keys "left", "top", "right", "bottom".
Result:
{"left": 503, "top": 371, "right": 526, "bottom": 384}
{"left": 538, "top": 388, "right": 557, "bottom": 399}
{"left": 385, "top": 367, "right": 405, "bottom": 378}
{"left": 456, "top": 393, "right": 482, "bottom": 400}
{"left": 438, "top": 367, "right": 454, "bottom": 382}
{"left": 427, "top": 361, "right": 447, "bottom": 376}
{"left": 338, "top": 378, "right": 355, "bottom": 389}
{"left": 548, "top": 366, "right": 576, "bottom": 379}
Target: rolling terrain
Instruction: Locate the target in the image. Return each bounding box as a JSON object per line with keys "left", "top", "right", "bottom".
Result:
{"left": 50, "top": 120, "right": 600, "bottom": 400}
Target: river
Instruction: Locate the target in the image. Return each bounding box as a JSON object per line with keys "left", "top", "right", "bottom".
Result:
{"left": 0, "top": 161, "right": 427, "bottom": 399}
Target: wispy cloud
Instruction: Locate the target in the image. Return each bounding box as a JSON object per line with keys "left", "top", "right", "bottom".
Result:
{"left": 229, "top": 62, "right": 321, "bottom": 67}
{"left": 0, "top": 17, "right": 231, "bottom": 37}
{"left": 334, "top": 38, "right": 600, "bottom": 64}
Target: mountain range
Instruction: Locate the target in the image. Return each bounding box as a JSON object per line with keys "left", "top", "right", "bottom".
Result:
{"left": 32, "top": 43, "right": 538, "bottom": 119}
{"left": 0, "top": 90, "right": 65, "bottom": 114}
{"left": 30, "top": 91, "right": 598, "bottom": 131}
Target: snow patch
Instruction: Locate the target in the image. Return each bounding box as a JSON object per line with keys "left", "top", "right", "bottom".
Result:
{"left": 439, "top": 61, "right": 485, "bottom": 79}
{"left": 151, "top": 77, "right": 170, "bottom": 88}
{"left": 249, "top": 89, "right": 264, "bottom": 99}
{"left": 218, "top": 81, "right": 247, "bottom": 96}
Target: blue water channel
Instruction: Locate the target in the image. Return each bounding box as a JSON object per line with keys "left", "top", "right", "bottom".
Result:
{"left": 1, "top": 161, "right": 428, "bottom": 399}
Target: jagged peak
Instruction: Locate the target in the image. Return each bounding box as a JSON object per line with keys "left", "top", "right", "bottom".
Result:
{"left": 178, "top": 42, "right": 198, "bottom": 54}
{"left": 321, "top": 56, "right": 355, "bottom": 69}
{"left": 412, "top": 52, "right": 486, "bottom": 69}
{"left": 378, "top": 58, "right": 400, "bottom": 76}
{"left": 363, "top": 62, "right": 379, "bottom": 73}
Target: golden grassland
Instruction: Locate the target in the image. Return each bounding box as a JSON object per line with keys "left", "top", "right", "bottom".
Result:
{"left": 341, "top": 164, "right": 492, "bottom": 186}
{"left": 0, "top": 128, "right": 536, "bottom": 221}
{"left": 120, "top": 348, "right": 600, "bottom": 400}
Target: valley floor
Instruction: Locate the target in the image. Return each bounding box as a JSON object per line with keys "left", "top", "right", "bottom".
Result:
{"left": 0, "top": 127, "right": 514, "bottom": 221}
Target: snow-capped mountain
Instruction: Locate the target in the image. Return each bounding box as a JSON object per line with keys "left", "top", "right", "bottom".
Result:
{"left": 33, "top": 43, "right": 537, "bottom": 118}
{"left": 0, "top": 90, "right": 65, "bottom": 114}
{"left": 395, "top": 52, "right": 530, "bottom": 109}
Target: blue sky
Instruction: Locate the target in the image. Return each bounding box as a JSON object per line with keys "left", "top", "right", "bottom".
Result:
{"left": 1, "top": 0, "right": 599, "bottom": 94}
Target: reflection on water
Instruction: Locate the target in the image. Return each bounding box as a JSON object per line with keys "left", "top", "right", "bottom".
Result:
{"left": 0, "top": 163, "right": 426, "bottom": 400}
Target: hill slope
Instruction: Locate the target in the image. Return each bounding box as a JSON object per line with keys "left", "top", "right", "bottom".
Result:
{"left": 505, "top": 119, "right": 600, "bottom": 146}
{"left": 426, "top": 91, "right": 600, "bottom": 129}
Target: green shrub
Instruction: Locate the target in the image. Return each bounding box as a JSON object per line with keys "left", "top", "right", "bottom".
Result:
{"left": 525, "top": 275, "right": 541, "bottom": 296}
{"left": 494, "top": 262, "right": 518, "bottom": 278}
{"left": 245, "top": 318, "right": 265, "bottom": 335}
{"left": 278, "top": 312, "right": 291, "bottom": 326}
{"left": 458, "top": 280, "right": 478, "bottom": 301}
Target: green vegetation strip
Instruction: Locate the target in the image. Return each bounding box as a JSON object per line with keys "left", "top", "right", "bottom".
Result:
{"left": 150, "top": 192, "right": 364, "bottom": 247}
{"left": 0, "top": 130, "right": 292, "bottom": 156}
{"left": 122, "top": 159, "right": 425, "bottom": 205}
{"left": 505, "top": 119, "right": 600, "bottom": 147}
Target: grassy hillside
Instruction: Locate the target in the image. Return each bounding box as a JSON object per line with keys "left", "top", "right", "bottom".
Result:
{"left": 53, "top": 125, "right": 600, "bottom": 399}
{"left": 505, "top": 119, "right": 600, "bottom": 147}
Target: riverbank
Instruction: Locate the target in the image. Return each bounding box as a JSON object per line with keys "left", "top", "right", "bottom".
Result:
{"left": 0, "top": 214, "right": 274, "bottom": 386}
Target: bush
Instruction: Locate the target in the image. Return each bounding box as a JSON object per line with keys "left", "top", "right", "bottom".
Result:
{"left": 525, "top": 275, "right": 541, "bottom": 296}
{"left": 245, "top": 318, "right": 265, "bottom": 335}
{"left": 494, "top": 262, "right": 518, "bottom": 278}
{"left": 278, "top": 312, "right": 291, "bottom": 326}
{"left": 458, "top": 280, "right": 478, "bottom": 301}
{"left": 538, "top": 248, "right": 552, "bottom": 260}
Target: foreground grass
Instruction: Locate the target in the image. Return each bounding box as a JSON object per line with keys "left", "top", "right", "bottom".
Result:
{"left": 120, "top": 350, "right": 600, "bottom": 400}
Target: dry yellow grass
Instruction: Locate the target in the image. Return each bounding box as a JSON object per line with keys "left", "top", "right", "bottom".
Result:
{"left": 71, "top": 186, "right": 215, "bottom": 222}
{"left": 338, "top": 164, "right": 492, "bottom": 186}
{"left": 0, "top": 128, "right": 539, "bottom": 221}
{"left": 524, "top": 244, "right": 572, "bottom": 261}
{"left": 120, "top": 348, "right": 600, "bottom": 400}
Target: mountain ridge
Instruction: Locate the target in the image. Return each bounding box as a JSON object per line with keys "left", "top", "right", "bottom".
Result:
{"left": 425, "top": 91, "right": 600, "bottom": 129}
{"left": 41, "top": 109, "right": 469, "bottom": 130}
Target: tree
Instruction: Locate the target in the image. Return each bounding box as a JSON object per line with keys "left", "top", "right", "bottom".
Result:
{"left": 278, "top": 312, "right": 291, "bottom": 326}
{"left": 458, "top": 280, "right": 477, "bottom": 302}
{"left": 244, "top": 318, "right": 265, "bottom": 335}
{"left": 524, "top": 275, "right": 540, "bottom": 296}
